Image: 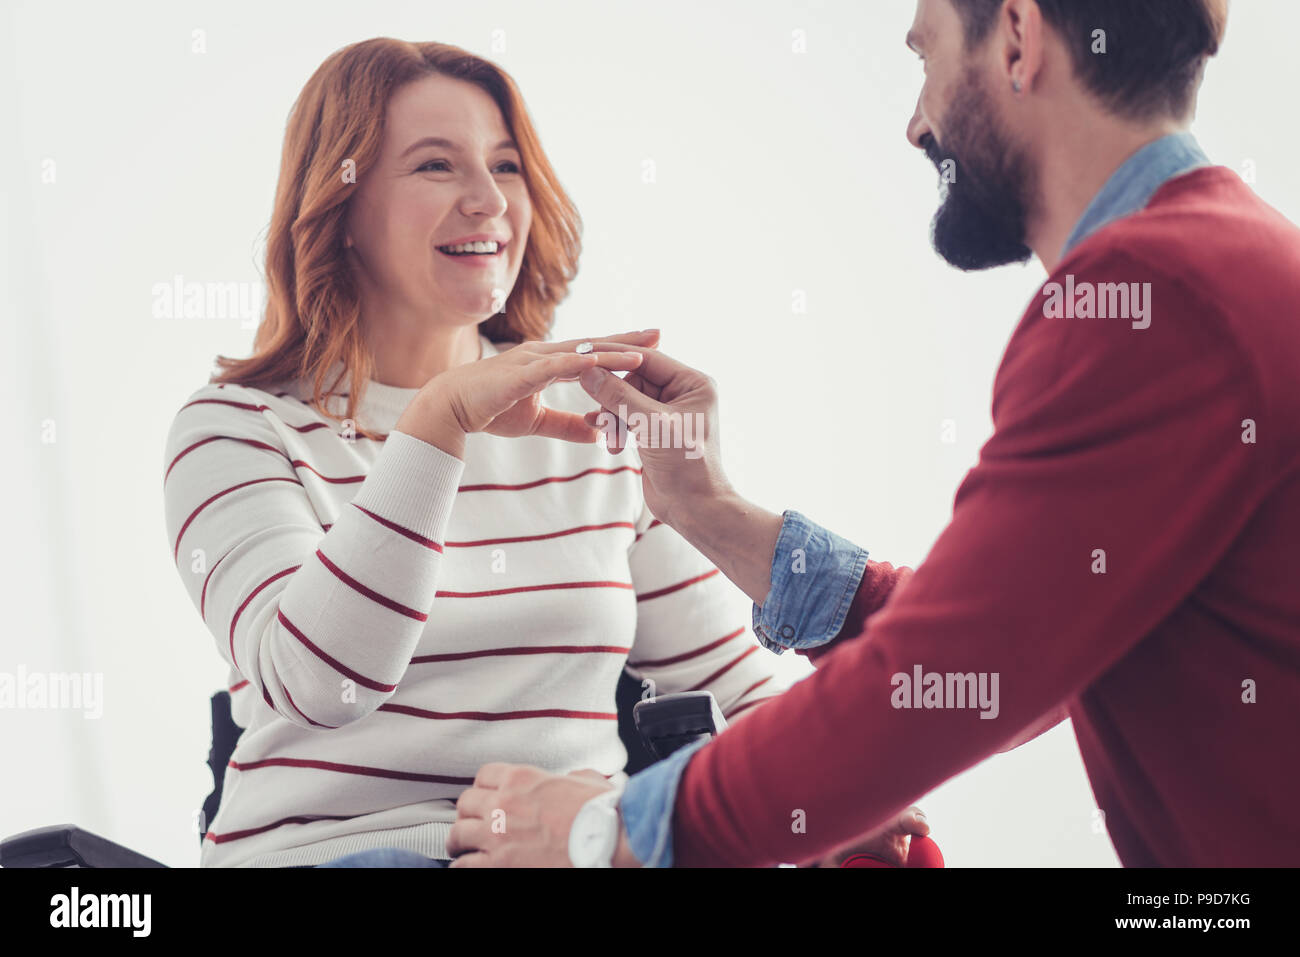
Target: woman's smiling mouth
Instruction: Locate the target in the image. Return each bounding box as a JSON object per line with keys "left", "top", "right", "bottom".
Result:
{"left": 436, "top": 237, "right": 508, "bottom": 265}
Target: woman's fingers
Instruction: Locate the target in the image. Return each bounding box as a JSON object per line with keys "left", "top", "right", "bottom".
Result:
{"left": 577, "top": 343, "right": 694, "bottom": 390}
{"left": 527, "top": 407, "right": 602, "bottom": 444}
{"left": 525, "top": 330, "right": 660, "bottom": 354}
{"left": 500, "top": 351, "right": 640, "bottom": 405}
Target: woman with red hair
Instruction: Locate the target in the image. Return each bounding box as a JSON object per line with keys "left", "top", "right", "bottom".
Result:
{"left": 162, "top": 38, "right": 790, "bottom": 868}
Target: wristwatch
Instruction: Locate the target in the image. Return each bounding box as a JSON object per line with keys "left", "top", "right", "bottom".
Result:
{"left": 567, "top": 787, "right": 623, "bottom": 867}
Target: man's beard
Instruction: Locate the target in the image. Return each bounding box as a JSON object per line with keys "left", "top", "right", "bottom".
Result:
{"left": 923, "top": 69, "right": 1035, "bottom": 271}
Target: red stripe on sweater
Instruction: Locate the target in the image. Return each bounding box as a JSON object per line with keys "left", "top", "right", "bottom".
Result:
{"left": 229, "top": 565, "right": 301, "bottom": 670}
{"left": 636, "top": 568, "right": 721, "bottom": 602}
{"left": 436, "top": 581, "right": 634, "bottom": 599}
{"left": 200, "top": 551, "right": 232, "bottom": 621}
{"left": 167, "top": 434, "right": 367, "bottom": 486}
{"left": 289, "top": 461, "right": 365, "bottom": 484}
{"left": 412, "top": 644, "right": 630, "bottom": 664}
{"left": 276, "top": 609, "right": 397, "bottom": 693}
{"left": 180, "top": 397, "right": 338, "bottom": 435}
{"left": 229, "top": 680, "right": 249, "bottom": 692}
{"left": 351, "top": 503, "right": 443, "bottom": 552}
{"left": 204, "top": 813, "right": 356, "bottom": 845}
{"left": 731, "top": 674, "right": 775, "bottom": 702}
{"left": 634, "top": 519, "right": 664, "bottom": 542}
{"left": 165, "top": 435, "right": 285, "bottom": 484}
{"left": 725, "top": 693, "right": 779, "bottom": 721}
{"left": 173, "top": 476, "right": 299, "bottom": 562}
{"left": 629, "top": 627, "right": 745, "bottom": 669}
{"left": 229, "top": 756, "right": 474, "bottom": 786}
{"left": 686, "top": 645, "right": 760, "bottom": 692}
{"left": 445, "top": 521, "right": 636, "bottom": 548}
{"left": 459, "top": 465, "right": 642, "bottom": 493}
{"left": 376, "top": 703, "right": 618, "bottom": 721}
{"left": 315, "top": 548, "right": 428, "bottom": 621}
{"left": 283, "top": 683, "right": 339, "bottom": 729}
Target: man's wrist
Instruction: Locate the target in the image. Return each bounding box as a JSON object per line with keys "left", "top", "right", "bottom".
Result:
{"left": 611, "top": 809, "right": 644, "bottom": 867}
{"left": 670, "top": 488, "right": 781, "bottom": 607}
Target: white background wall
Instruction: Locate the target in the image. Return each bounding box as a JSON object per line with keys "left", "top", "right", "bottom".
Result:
{"left": 3, "top": 0, "right": 1297, "bottom": 868}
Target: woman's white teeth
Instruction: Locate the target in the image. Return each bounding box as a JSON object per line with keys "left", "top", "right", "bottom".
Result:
{"left": 440, "top": 241, "right": 499, "bottom": 255}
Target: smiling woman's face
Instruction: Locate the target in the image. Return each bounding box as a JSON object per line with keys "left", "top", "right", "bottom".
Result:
{"left": 345, "top": 73, "right": 532, "bottom": 331}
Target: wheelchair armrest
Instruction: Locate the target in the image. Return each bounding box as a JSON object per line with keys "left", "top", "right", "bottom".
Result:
{"left": 0, "top": 825, "right": 167, "bottom": 868}
{"left": 633, "top": 690, "right": 728, "bottom": 760}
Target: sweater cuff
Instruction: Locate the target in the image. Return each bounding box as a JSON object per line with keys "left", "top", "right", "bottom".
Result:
{"left": 349, "top": 430, "right": 465, "bottom": 541}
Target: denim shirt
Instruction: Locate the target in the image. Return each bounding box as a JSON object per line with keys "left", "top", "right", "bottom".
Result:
{"left": 616, "top": 132, "right": 1213, "bottom": 868}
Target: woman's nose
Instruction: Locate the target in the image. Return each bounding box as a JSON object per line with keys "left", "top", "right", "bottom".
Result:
{"left": 459, "top": 170, "right": 509, "bottom": 218}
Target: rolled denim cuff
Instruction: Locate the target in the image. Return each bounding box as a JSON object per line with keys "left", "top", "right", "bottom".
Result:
{"left": 619, "top": 737, "right": 711, "bottom": 868}
{"left": 752, "top": 510, "right": 869, "bottom": 654}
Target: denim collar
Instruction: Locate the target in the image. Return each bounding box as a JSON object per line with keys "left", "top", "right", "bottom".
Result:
{"left": 1060, "top": 131, "right": 1211, "bottom": 259}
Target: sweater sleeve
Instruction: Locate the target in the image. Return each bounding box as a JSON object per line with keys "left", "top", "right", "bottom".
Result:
{"left": 624, "top": 504, "right": 790, "bottom": 723}
{"left": 162, "top": 383, "right": 464, "bottom": 730}
{"left": 800, "top": 559, "right": 915, "bottom": 666}
{"left": 668, "top": 245, "right": 1273, "bottom": 866}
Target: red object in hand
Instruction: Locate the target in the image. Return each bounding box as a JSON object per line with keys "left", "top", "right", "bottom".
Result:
{"left": 840, "top": 835, "right": 944, "bottom": 868}
{"left": 905, "top": 835, "right": 944, "bottom": 868}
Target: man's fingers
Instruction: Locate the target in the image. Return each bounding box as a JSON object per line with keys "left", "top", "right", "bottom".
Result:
{"left": 900, "top": 807, "right": 930, "bottom": 836}
{"left": 580, "top": 343, "right": 696, "bottom": 391}
{"left": 454, "top": 785, "right": 496, "bottom": 821}
{"left": 578, "top": 365, "right": 663, "bottom": 422}
{"left": 471, "top": 762, "right": 514, "bottom": 788}
{"left": 447, "top": 851, "right": 490, "bottom": 868}
{"left": 567, "top": 769, "right": 610, "bottom": 783}
{"left": 446, "top": 816, "right": 492, "bottom": 858}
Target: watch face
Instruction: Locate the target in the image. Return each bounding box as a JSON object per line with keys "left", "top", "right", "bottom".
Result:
{"left": 569, "top": 801, "right": 618, "bottom": 867}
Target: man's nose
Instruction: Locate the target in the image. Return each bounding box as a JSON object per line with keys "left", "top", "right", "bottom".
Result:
{"left": 906, "top": 96, "right": 930, "bottom": 150}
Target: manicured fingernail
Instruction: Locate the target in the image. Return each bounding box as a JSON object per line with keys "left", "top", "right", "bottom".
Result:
{"left": 579, "top": 368, "right": 606, "bottom": 391}
{"left": 641, "top": 328, "right": 659, "bottom": 335}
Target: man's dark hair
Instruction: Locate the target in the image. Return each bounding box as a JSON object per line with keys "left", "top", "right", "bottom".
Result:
{"left": 947, "top": 0, "right": 1228, "bottom": 120}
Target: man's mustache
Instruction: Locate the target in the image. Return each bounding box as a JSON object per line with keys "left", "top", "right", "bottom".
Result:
{"left": 920, "top": 132, "right": 950, "bottom": 174}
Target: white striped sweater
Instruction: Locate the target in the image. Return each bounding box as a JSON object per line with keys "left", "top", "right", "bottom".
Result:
{"left": 163, "top": 332, "right": 787, "bottom": 867}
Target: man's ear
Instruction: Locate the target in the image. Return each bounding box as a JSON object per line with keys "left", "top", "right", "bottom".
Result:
{"left": 999, "top": 0, "right": 1045, "bottom": 96}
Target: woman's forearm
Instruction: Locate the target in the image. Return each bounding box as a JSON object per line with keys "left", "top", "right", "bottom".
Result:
{"left": 669, "top": 491, "right": 783, "bottom": 608}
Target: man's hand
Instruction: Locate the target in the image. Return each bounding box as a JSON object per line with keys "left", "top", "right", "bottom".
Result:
{"left": 802, "top": 806, "right": 930, "bottom": 867}
{"left": 447, "top": 763, "right": 643, "bottom": 867}
{"left": 577, "top": 344, "right": 785, "bottom": 607}
{"left": 577, "top": 343, "right": 731, "bottom": 530}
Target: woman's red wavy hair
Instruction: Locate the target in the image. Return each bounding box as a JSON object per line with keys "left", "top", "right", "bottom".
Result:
{"left": 210, "top": 38, "right": 582, "bottom": 440}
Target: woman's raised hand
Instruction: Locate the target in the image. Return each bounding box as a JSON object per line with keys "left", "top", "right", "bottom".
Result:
{"left": 395, "top": 330, "right": 660, "bottom": 459}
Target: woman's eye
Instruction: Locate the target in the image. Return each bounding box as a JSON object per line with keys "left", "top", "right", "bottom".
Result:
{"left": 415, "top": 159, "right": 520, "bottom": 174}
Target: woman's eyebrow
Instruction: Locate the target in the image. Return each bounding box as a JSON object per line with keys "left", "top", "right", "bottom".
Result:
{"left": 400, "top": 136, "right": 519, "bottom": 159}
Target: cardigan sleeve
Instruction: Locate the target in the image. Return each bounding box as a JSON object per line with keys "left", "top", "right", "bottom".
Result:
{"left": 162, "top": 382, "right": 464, "bottom": 730}
{"left": 668, "top": 245, "right": 1271, "bottom": 866}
